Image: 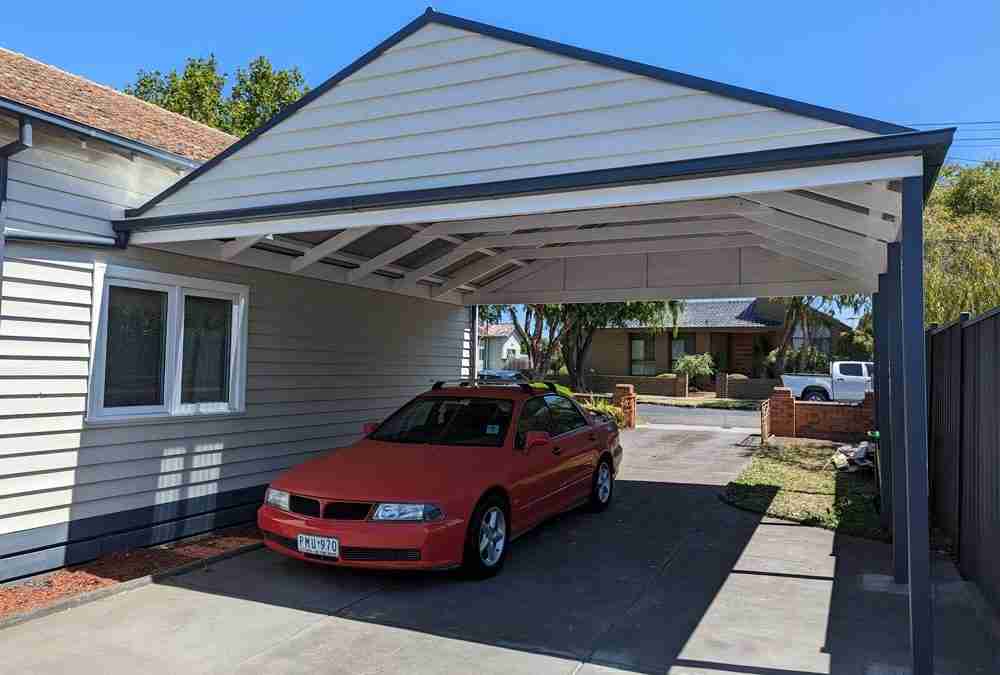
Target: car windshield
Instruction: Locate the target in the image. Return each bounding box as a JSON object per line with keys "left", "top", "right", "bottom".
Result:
{"left": 370, "top": 397, "right": 514, "bottom": 447}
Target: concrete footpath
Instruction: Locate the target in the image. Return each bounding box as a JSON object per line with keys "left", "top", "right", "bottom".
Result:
{"left": 1, "top": 428, "right": 996, "bottom": 674}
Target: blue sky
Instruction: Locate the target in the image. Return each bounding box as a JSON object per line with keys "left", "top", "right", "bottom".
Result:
{"left": 4, "top": 0, "right": 996, "bottom": 325}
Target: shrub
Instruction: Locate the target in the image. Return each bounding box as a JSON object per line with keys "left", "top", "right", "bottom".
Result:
{"left": 673, "top": 353, "right": 715, "bottom": 379}
{"left": 528, "top": 381, "right": 574, "bottom": 397}
{"left": 583, "top": 399, "right": 626, "bottom": 428}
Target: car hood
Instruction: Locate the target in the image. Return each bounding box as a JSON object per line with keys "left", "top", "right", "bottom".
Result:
{"left": 271, "top": 439, "right": 494, "bottom": 501}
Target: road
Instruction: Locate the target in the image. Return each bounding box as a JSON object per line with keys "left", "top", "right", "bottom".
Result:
{"left": 636, "top": 403, "right": 759, "bottom": 430}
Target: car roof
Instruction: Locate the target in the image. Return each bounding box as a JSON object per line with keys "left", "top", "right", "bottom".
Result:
{"left": 420, "top": 384, "right": 551, "bottom": 400}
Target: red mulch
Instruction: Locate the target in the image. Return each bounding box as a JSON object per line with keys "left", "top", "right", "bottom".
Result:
{"left": 0, "top": 524, "right": 262, "bottom": 620}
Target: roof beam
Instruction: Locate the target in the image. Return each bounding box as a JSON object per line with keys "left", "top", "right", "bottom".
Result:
{"left": 346, "top": 234, "right": 434, "bottom": 282}
{"left": 289, "top": 226, "right": 376, "bottom": 273}
{"left": 741, "top": 207, "right": 885, "bottom": 264}
{"left": 749, "top": 191, "right": 897, "bottom": 242}
{"left": 742, "top": 220, "right": 883, "bottom": 270}
{"left": 806, "top": 182, "right": 901, "bottom": 218}
{"left": 754, "top": 241, "right": 872, "bottom": 283}
{"left": 431, "top": 253, "right": 530, "bottom": 298}
{"left": 404, "top": 216, "right": 754, "bottom": 284}
{"left": 220, "top": 235, "right": 268, "bottom": 259}
{"left": 265, "top": 235, "right": 451, "bottom": 284}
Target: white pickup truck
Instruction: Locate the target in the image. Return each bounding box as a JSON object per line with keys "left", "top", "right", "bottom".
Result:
{"left": 781, "top": 361, "right": 874, "bottom": 402}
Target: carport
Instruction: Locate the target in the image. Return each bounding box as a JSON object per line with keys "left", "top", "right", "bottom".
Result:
{"left": 114, "top": 10, "right": 954, "bottom": 673}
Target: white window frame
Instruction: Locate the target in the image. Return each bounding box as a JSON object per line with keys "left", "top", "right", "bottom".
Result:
{"left": 87, "top": 263, "right": 249, "bottom": 424}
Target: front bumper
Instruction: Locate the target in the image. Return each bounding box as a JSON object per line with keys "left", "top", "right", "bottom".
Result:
{"left": 257, "top": 504, "right": 467, "bottom": 570}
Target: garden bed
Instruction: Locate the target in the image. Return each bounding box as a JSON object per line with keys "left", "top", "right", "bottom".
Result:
{"left": 0, "top": 524, "right": 262, "bottom": 622}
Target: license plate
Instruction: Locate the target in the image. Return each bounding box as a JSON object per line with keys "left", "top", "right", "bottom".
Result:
{"left": 297, "top": 534, "right": 339, "bottom": 558}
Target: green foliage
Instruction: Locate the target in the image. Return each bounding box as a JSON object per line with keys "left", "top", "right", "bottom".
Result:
{"left": 673, "top": 352, "right": 715, "bottom": 378}
{"left": 769, "top": 345, "right": 830, "bottom": 374}
{"left": 528, "top": 381, "right": 573, "bottom": 397}
{"left": 123, "top": 56, "right": 308, "bottom": 136}
{"left": 835, "top": 323, "right": 874, "bottom": 361}
{"left": 582, "top": 398, "right": 626, "bottom": 428}
{"left": 924, "top": 162, "right": 1000, "bottom": 324}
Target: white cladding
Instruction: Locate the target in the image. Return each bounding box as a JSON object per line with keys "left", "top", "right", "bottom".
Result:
{"left": 140, "top": 23, "right": 875, "bottom": 218}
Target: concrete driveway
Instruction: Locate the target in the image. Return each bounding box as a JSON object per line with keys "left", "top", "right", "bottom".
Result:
{"left": 636, "top": 404, "right": 759, "bottom": 431}
{"left": 1, "top": 428, "right": 994, "bottom": 674}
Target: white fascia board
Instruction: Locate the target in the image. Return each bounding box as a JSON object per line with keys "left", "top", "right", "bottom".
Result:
{"left": 128, "top": 155, "right": 923, "bottom": 245}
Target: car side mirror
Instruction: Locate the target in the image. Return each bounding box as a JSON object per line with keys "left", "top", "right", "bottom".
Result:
{"left": 363, "top": 422, "right": 379, "bottom": 435}
{"left": 524, "top": 431, "right": 552, "bottom": 449}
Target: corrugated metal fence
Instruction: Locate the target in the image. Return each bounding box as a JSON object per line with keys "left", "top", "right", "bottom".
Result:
{"left": 927, "top": 307, "right": 1000, "bottom": 610}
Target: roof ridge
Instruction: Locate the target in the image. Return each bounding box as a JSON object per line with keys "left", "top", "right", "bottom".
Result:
{"left": 0, "top": 46, "right": 235, "bottom": 142}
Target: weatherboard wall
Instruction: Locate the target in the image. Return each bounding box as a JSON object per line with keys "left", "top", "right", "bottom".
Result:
{"left": 0, "top": 115, "right": 181, "bottom": 240}
{"left": 140, "top": 23, "right": 875, "bottom": 218}
{"left": 0, "top": 242, "right": 469, "bottom": 581}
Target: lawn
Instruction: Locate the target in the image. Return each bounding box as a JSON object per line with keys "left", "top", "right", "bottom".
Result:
{"left": 722, "top": 443, "right": 887, "bottom": 541}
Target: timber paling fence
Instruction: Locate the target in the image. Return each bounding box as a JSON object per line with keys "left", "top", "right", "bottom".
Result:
{"left": 927, "top": 306, "right": 1000, "bottom": 611}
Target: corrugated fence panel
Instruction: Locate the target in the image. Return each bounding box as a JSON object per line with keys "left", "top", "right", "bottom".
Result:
{"left": 0, "top": 243, "right": 469, "bottom": 581}
{"left": 927, "top": 308, "right": 1000, "bottom": 612}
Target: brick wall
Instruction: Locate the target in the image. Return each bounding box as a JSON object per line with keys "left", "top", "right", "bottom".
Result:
{"left": 731, "top": 333, "right": 755, "bottom": 375}
{"left": 766, "top": 387, "right": 875, "bottom": 442}
{"left": 558, "top": 373, "right": 688, "bottom": 397}
{"left": 715, "top": 374, "right": 781, "bottom": 400}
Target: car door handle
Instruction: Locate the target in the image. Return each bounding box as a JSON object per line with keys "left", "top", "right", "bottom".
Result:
{"left": 551, "top": 446, "right": 562, "bottom": 455}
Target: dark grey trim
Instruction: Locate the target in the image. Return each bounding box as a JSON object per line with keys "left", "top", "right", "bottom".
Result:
{"left": 0, "top": 485, "right": 265, "bottom": 583}
{"left": 118, "top": 128, "right": 955, "bottom": 232}
{"left": 125, "top": 8, "right": 913, "bottom": 219}
{"left": 885, "top": 242, "right": 908, "bottom": 584}
{"left": 899, "top": 175, "right": 934, "bottom": 673}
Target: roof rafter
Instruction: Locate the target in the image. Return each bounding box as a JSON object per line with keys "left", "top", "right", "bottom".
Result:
{"left": 288, "top": 226, "right": 376, "bottom": 273}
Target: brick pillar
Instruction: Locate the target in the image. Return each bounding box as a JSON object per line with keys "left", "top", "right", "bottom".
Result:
{"left": 769, "top": 387, "right": 796, "bottom": 437}
{"left": 675, "top": 373, "right": 689, "bottom": 398}
{"left": 861, "top": 390, "right": 876, "bottom": 432}
{"left": 716, "top": 373, "right": 729, "bottom": 398}
{"left": 613, "top": 384, "right": 637, "bottom": 429}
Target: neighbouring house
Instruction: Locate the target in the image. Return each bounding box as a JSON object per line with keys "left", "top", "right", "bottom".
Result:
{"left": 587, "top": 299, "right": 848, "bottom": 378}
{"left": 0, "top": 7, "right": 947, "bottom": 625}
{"left": 477, "top": 323, "right": 524, "bottom": 370}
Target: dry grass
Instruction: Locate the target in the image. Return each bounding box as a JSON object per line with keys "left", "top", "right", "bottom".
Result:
{"left": 723, "top": 444, "right": 887, "bottom": 541}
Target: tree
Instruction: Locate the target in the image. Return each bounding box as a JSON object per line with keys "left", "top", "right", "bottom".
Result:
{"left": 480, "top": 305, "right": 569, "bottom": 380}
{"left": 924, "top": 162, "right": 1000, "bottom": 324}
{"left": 228, "top": 57, "right": 309, "bottom": 137}
{"left": 123, "top": 56, "right": 308, "bottom": 136}
{"left": 673, "top": 353, "right": 715, "bottom": 380}
{"left": 559, "top": 301, "right": 682, "bottom": 391}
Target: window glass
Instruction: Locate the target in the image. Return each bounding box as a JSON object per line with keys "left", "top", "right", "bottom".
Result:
{"left": 840, "top": 363, "right": 864, "bottom": 377}
{"left": 371, "top": 397, "right": 514, "bottom": 447}
{"left": 545, "top": 395, "right": 588, "bottom": 436}
{"left": 630, "top": 334, "right": 657, "bottom": 376}
{"left": 671, "top": 333, "right": 696, "bottom": 367}
{"left": 104, "top": 285, "right": 167, "bottom": 407}
{"left": 182, "top": 296, "right": 233, "bottom": 403}
{"left": 516, "top": 397, "right": 553, "bottom": 447}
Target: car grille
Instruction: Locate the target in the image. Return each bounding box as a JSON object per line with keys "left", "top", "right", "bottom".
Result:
{"left": 324, "top": 501, "right": 373, "bottom": 520}
{"left": 289, "top": 495, "right": 321, "bottom": 517}
{"left": 340, "top": 547, "right": 421, "bottom": 562}
{"left": 263, "top": 533, "right": 420, "bottom": 562}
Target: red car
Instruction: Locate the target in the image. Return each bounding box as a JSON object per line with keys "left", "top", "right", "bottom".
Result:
{"left": 258, "top": 382, "right": 622, "bottom": 578}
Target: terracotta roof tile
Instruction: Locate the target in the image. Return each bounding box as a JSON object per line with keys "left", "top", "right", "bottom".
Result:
{"left": 479, "top": 323, "right": 516, "bottom": 338}
{"left": 0, "top": 47, "right": 235, "bottom": 162}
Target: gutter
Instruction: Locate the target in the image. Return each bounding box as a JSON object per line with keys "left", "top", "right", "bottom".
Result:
{"left": 0, "top": 97, "right": 198, "bottom": 170}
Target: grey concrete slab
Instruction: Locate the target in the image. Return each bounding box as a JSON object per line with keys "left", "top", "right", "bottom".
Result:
{"left": 1, "top": 427, "right": 996, "bottom": 675}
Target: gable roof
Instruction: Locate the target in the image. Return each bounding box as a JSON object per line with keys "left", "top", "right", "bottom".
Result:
{"left": 124, "top": 8, "right": 911, "bottom": 218}
{"left": 0, "top": 47, "right": 235, "bottom": 162}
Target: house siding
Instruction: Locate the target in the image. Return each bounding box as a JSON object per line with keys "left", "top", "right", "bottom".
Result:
{"left": 141, "top": 24, "right": 874, "bottom": 218}
{"left": 0, "top": 242, "right": 469, "bottom": 581}
{"left": 1, "top": 118, "right": 181, "bottom": 240}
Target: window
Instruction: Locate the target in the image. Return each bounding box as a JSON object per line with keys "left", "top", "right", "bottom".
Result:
{"left": 670, "top": 333, "right": 696, "bottom": 369}
{"left": 516, "top": 396, "right": 553, "bottom": 448}
{"left": 839, "top": 362, "right": 864, "bottom": 377}
{"left": 370, "top": 397, "right": 514, "bottom": 447}
{"left": 544, "top": 395, "right": 589, "bottom": 436}
{"left": 630, "top": 333, "right": 657, "bottom": 376}
{"left": 88, "top": 265, "right": 248, "bottom": 423}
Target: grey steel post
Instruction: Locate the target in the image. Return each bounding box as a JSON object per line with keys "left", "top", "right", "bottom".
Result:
{"left": 470, "top": 305, "right": 480, "bottom": 382}
{"left": 886, "top": 242, "right": 908, "bottom": 583}
{"left": 872, "top": 290, "right": 893, "bottom": 530}
{"left": 900, "top": 175, "right": 934, "bottom": 675}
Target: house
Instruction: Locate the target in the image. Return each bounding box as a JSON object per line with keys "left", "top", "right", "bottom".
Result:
{"left": 587, "top": 298, "right": 848, "bottom": 377}
{"left": 477, "top": 323, "right": 524, "bottom": 370}
{"left": 0, "top": 11, "right": 947, "bottom": 654}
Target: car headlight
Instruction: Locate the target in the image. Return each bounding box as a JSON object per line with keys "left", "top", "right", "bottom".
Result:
{"left": 371, "top": 503, "right": 443, "bottom": 522}
{"left": 265, "top": 488, "right": 290, "bottom": 511}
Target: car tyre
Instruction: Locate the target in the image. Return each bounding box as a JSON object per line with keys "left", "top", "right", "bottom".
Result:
{"left": 588, "top": 456, "right": 615, "bottom": 512}
{"left": 462, "top": 494, "right": 509, "bottom": 579}
{"left": 803, "top": 388, "right": 829, "bottom": 402}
